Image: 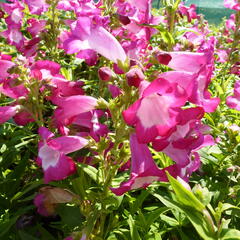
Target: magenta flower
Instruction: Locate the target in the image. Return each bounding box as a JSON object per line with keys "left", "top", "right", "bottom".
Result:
{"left": 98, "top": 67, "right": 115, "bottom": 82}
{"left": 0, "top": 59, "right": 15, "bottom": 81}
{"left": 52, "top": 95, "right": 98, "bottom": 126}
{"left": 73, "top": 110, "right": 109, "bottom": 142}
{"left": 27, "top": 19, "right": 46, "bottom": 37}
{"left": 23, "top": 0, "right": 49, "bottom": 15}
{"left": 152, "top": 107, "right": 214, "bottom": 167}
{"left": 226, "top": 81, "right": 240, "bottom": 111}
{"left": 126, "top": 68, "right": 145, "bottom": 87}
{"left": 224, "top": 0, "right": 240, "bottom": 10}
{"left": 0, "top": 105, "right": 21, "bottom": 124}
{"left": 37, "top": 127, "right": 88, "bottom": 183}
{"left": 111, "top": 134, "right": 171, "bottom": 196}
{"left": 157, "top": 50, "right": 220, "bottom": 112}
{"left": 31, "top": 60, "right": 61, "bottom": 80}
{"left": 123, "top": 78, "right": 187, "bottom": 143}
{"left": 178, "top": 3, "right": 198, "bottom": 22}
{"left": 62, "top": 17, "right": 126, "bottom": 64}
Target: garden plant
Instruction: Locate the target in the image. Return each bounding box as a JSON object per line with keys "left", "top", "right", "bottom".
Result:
{"left": 0, "top": 0, "right": 240, "bottom": 239}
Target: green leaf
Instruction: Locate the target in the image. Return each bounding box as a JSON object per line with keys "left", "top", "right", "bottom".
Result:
{"left": 11, "top": 180, "right": 43, "bottom": 201}
{"left": 130, "top": 190, "right": 149, "bottom": 214}
{"left": 77, "top": 163, "right": 99, "bottom": 183}
{"left": 220, "top": 203, "right": 240, "bottom": 212}
{"left": 219, "top": 229, "right": 240, "bottom": 240}
{"left": 166, "top": 172, "right": 205, "bottom": 212}
{"left": 0, "top": 216, "right": 19, "bottom": 237}
{"left": 160, "top": 214, "right": 179, "bottom": 227}
{"left": 37, "top": 224, "right": 56, "bottom": 240}
{"left": 152, "top": 192, "right": 216, "bottom": 239}
{"left": 57, "top": 205, "right": 83, "bottom": 229}
{"left": 18, "top": 230, "right": 39, "bottom": 240}
{"left": 145, "top": 207, "right": 169, "bottom": 228}
{"left": 128, "top": 215, "right": 141, "bottom": 240}
{"left": 183, "top": 207, "right": 216, "bottom": 240}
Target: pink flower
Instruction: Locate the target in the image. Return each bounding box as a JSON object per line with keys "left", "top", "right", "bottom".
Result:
{"left": 52, "top": 95, "right": 98, "bottom": 126}
{"left": 224, "top": 0, "right": 240, "bottom": 10}
{"left": 126, "top": 68, "right": 145, "bottom": 87}
{"left": 73, "top": 110, "right": 109, "bottom": 142}
{"left": 31, "top": 60, "right": 61, "bottom": 80}
{"left": 0, "top": 59, "right": 15, "bottom": 81}
{"left": 0, "top": 105, "right": 21, "bottom": 124}
{"left": 152, "top": 107, "right": 214, "bottom": 167}
{"left": 178, "top": 3, "right": 198, "bottom": 22}
{"left": 226, "top": 80, "right": 240, "bottom": 111}
{"left": 98, "top": 67, "right": 115, "bottom": 82}
{"left": 63, "top": 17, "right": 126, "bottom": 64}
{"left": 108, "top": 84, "right": 122, "bottom": 98}
{"left": 157, "top": 50, "right": 220, "bottom": 112}
{"left": 27, "top": 19, "right": 46, "bottom": 37}
{"left": 34, "top": 194, "right": 49, "bottom": 216}
{"left": 23, "top": 0, "right": 49, "bottom": 15}
{"left": 111, "top": 133, "right": 175, "bottom": 196}
{"left": 37, "top": 127, "right": 88, "bottom": 183}
{"left": 123, "top": 78, "right": 187, "bottom": 143}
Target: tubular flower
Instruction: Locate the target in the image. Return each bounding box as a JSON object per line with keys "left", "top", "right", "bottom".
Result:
{"left": 37, "top": 127, "right": 88, "bottom": 183}
{"left": 123, "top": 78, "right": 188, "bottom": 143}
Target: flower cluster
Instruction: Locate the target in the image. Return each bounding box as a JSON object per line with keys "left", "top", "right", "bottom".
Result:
{"left": 0, "top": 1, "right": 239, "bottom": 238}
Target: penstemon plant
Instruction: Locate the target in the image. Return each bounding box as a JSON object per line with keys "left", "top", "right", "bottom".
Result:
{"left": 0, "top": 0, "right": 240, "bottom": 239}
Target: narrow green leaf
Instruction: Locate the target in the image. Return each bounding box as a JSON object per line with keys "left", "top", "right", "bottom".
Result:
{"left": 166, "top": 172, "right": 205, "bottom": 212}
{"left": 219, "top": 229, "right": 240, "bottom": 240}
{"left": 18, "top": 230, "right": 39, "bottom": 240}
{"left": 77, "top": 163, "right": 99, "bottom": 182}
{"left": 128, "top": 215, "right": 141, "bottom": 240}
{"left": 37, "top": 224, "right": 56, "bottom": 240}
{"left": 145, "top": 207, "right": 169, "bottom": 228}
{"left": 130, "top": 190, "right": 149, "bottom": 214}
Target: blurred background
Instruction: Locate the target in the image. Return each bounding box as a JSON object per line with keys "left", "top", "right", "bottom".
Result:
{"left": 152, "top": 0, "right": 234, "bottom": 24}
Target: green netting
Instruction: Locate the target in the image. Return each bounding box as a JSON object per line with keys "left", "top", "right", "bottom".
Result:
{"left": 152, "top": 0, "right": 234, "bottom": 24}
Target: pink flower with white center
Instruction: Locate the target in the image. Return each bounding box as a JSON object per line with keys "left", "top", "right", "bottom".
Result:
{"left": 224, "top": 0, "right": 240, "bottom": 10}
{"left": 0, "top": 27, "right": 24, "bottom": 49}
{"left": 51, "top": 77, "right": 85, "bottom": 98}
{"left": 226, "top": 81, "right": 240, "bottom": 111}
{"left": 157, "top": 71, "right": 196, "bottom": 99}
{"left": 153, "top": 107, "right": 214, "bottom": 167}
{"left": 123, "top": 78, "right": 188, "bottom": 143}
{"left": 226, "top": 14, "right": 236, "bottom": 31}
{"left": 178, "top": 3, "right": 198, "bottom": 22}
{"left": 27, "top": 19, "right": 46, "bottom": 37}
{"left": 73, "top": 110, "right": 109, "bottom": 142}
{"left": 62, "top": 17, "right": 126, "bottom": 64}
{"left": 31, "top": 60, "right": 61, "bottom": 80}
{"left": 158, "top": 51, "right": 208, "bottom": 73}
{"left": 23, "top": 0, "right": 49, "bottom": 15}
{"left": 0, "top": 105, "right": 21, "bottom": 124}
{"left": 52, "top": 95, "right": 98, "bottom": 126}
{"left": 0, "top": 59, "right": 15, "bottom": 81}
{"left": 111, "top": 133, "right": 179, "bottom": 196}
{"left": 157, "top": 49, "right": 220, "bottom": 112}
{"left": 37, "top": 127, "right": 88, "bottom": 183}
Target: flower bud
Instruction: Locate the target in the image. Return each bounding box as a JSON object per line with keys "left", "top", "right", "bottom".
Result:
{"left": 98, "top": 67, "right": 114, "bottom": 81}
{"left": 154, "top": 51, "right": 172, "bottom": 65}
{"left": 126, "top": 68, "right": 145, "bottom": 87}
{"left": 118, "top": 14, "right": 131, "bottom": 25}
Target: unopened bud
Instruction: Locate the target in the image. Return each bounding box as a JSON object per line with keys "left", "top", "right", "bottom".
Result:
{"left": 154, "top": 51, "right": 172, "bottom": 65}
{"left": 98, "top": 67, "right": 114, "bottom": 82}
{"left": 118, "top": 14, "right": 131, "bottom": 25}
{"left": 126, "top": 68, "right": 145, "bottom": 87}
